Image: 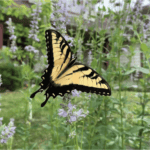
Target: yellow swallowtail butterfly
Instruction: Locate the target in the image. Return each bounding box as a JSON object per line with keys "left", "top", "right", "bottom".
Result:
{"left": 30, "top": 29, "right": 111, "bottom": 107}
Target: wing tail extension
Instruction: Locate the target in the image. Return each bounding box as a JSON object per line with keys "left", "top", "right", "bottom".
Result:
{"left": 30, "top": 88, "right": 43, "bottom": 98}
{"left": 41, "top": 94, "right": 50, "bottom": 107}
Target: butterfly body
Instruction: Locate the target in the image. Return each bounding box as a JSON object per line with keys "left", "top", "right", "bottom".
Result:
{"left": 30, "top": 29, "right": 111, "bottom": 107}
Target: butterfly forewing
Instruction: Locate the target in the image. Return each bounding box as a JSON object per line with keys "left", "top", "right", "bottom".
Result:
{"left": 46, "top": 30, "right": 72, "bottom": 80}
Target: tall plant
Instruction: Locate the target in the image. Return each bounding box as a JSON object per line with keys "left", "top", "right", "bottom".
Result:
{"left": 0, "top": 75, "right": 16, "bottom": 148}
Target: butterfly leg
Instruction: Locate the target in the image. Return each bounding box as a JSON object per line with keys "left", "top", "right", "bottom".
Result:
{"left": 30, "top": 88, "right": 43, "bottom": 98}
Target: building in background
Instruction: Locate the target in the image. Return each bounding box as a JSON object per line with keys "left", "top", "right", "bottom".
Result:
{"left": 0, "top": 0, "right": 149, "bottom": 81}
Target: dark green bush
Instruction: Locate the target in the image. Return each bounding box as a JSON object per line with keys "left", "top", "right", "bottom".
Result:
{"left": 0, "top": 62, "right": 23, "bottom": 92}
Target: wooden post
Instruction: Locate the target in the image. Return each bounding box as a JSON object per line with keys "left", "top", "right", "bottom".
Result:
{"left": 0, "top": 24, "right": 3, "bottom": 49}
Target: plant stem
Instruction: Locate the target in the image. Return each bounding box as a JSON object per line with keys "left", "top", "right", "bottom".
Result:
{"left": 118, "top": 33, "right": 124, "bottom": 149}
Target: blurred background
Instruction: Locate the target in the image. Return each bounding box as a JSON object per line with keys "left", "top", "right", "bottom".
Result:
{"left": 0, "top": 0, "right": 150, "bottom": 149}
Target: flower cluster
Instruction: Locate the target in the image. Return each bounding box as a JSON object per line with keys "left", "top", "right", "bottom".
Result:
{"left": 51, "top": 0, "right": 82, "bottom": 47}
{"left": 0, "top": 75, "right": 16, "bottom": 144}
{"left": 125, "top": 0, "right": 150, "bottom": 41}
{"left": 24, "top": 45, "right": 38, "bottom": 53}
{"left": 28, "top": 2, "right": 42, "bottom": 42}
{"left": 63, "top": 34, "right": 74, "bottom": 47}
{"left": 25, "top": 1, "right": 42, "bottom": 53}
{"left": 106, "top": 0, "right": 150, "bottom": 42}
{"left": 51, "top": 0, "right": 69, "bottom": 31}
{"left": 58, "top": 102, "right": 89, "bottom": 123}
{"left": 0, "top": 118, "right": 16, "bottom": 144}
{"left": 71, "top": 89, "right": 81, "bottom": 97}
{"left": 5, "top": 18, "right": 18, "bottom": 53}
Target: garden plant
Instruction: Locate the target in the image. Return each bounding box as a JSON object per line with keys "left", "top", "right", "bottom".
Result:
{"left": 0, "top": 0, "right": 150, "bottom": 149}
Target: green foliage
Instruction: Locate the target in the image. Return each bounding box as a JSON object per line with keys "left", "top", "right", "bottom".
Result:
{"left": 0, "top": 0, "right": 30, "bottom": 21}
{"left": 0, "top": 62, "right": 23, "bottom": 92}
{"left": 1, "top": 0, "right": 150, "bottom": 149}
{"left": 0, "top": 47, "right": 11, "bottom": 63}
{"left": 0, "top": 0, "right": 14, "bottom": 20}
{"left": 21, "top": 62, "right": 42, "bottom": 85}
{"left": 15, "top": 23, "right": 29, "bottom": 45}
{"left": 1, "top": 90, "right": 150, "bottom": 149}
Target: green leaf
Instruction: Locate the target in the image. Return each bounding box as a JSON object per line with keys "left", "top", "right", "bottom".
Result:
{"left": 0, "top": 15, "right": 4, "bottom": 20}
{"left": 143, "top": 128, "right": 150, "bottom": 134}
{"left": 42, "top": 124, "right": 51, "bottom": 129}
{"left": 66, "top": 138, "right": 71, "bottom": 144}
{"left": 0, "top": 124, "right": 6, "bottom": 133}
{"left": 21, "top": 136, "right": 27, "bottom": 141}
{"left": 102, "top": 6, "right": 106, "bottom": 11}
{"left": 123, "top": 68, "right": 136, "bottom": 75}
{"left": 91, "top": 58, "right": 97, "bottom": 69}
{"left": 44, "top": 0, "right": 51, "bottom": 2}
{"left": 89, "top": 15, "right": 96, "bottom": 19}
{"left": 14, "top": 10, "right": 19, "bottom": 18}
{"left": 17, "top": 38, "right": 21, "bottom": 43}
{"left": 141, "top": 43, "right": 149, "bottom": 52}
{"left": 143, "top": 118, "right": 150, "bottom": 124}
{"left": 106, "top": 140, "right": 115, "bottom": 146}
{"left": 136, "top": 67, "right": 150, "bottom": 74}
{"left": 129, "top": 139, "right": 134, "bottom": 144}
{"left": 30, "top": 143, "right": 38, "bottom": 149}
{"left": 128, "top": 125, "right": 144, "bottom": 133}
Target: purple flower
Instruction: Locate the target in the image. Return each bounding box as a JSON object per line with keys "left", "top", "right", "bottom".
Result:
{"left": 58, "top": 109, "right": 68, "bottom": 117}
{"left": 0, "top": 118, "right": 16, "bottom": 144}
{"left": 31, "top": 20, "right": 38, "bottom": 25}
{"left": 24, "top": 45, "right": 38, "bottom": 53}
{"left": 51, "top": 13, "right": 55, "bottom": 19}
{"left": 28, "top": 1, "right": 42, "bottom": 42}
{"left": 73, "top": 109, "right": 86, "bottom": 118}
{"left": 1, "top": 139, "right": 7, "bottom": 144}
{"left": 71, "top": 89, "right": 81, "bottom": 97}
{"left": 0, "top": 117, "right": 3, "bottom": 126}
{"left": 50, "top": 0, "right": 72, "bottom": 31}
{"left": 5, "top": 18, "right": 18, "bottom": 53}
{"left": 88, "top": 94, "right": 91, "bottom": 98}
{"left": 69, "top": 115, "right": 77, "bottom": 122}
{"left": 9, "top": 35, "right": 16, "bottom": 40}
{"left": 58, "top": 102, "right": 88, "bottom": 123}
{"left": 0, "top": 75, "right": 16, "bottom": 144}
{"left": 68, "top": 102, "right": 76, "bottom": 111}
{"left": 10, "top": 45, "right": 18, "bottom": 53}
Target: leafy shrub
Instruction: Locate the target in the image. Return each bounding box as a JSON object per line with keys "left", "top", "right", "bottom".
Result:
{"left": 0, "top": 62, "right": 23, "bottom": 92}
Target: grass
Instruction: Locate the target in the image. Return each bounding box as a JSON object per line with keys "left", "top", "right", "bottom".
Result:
{"left": 1, "top": 87, "right": 150, "bottom": 149}
{"left": 1, "top": 88, "right": 58, "bottom": 148}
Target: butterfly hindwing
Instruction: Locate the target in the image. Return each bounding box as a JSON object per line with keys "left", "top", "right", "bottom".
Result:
{"left": 41, "top": 62, "right": 111, "bottom": 107}
{"left": 30, "top": 29, "right": 111, "bottom": 107}
{"left": 54, "top": 62, "right": 111, "bottom": 96}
